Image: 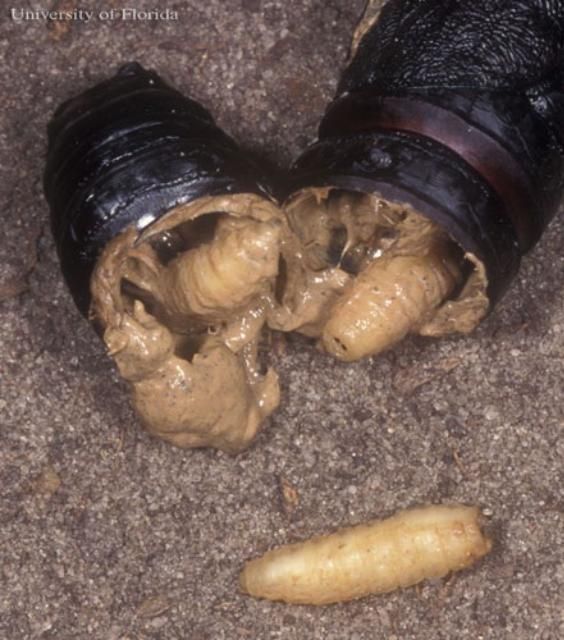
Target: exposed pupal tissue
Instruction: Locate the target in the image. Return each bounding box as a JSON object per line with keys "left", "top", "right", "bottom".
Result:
{"left": 104, "top": 300, "right": 273, "bottom": 451}
{"left": 240, "top": 504, "right": 492, "bottom": 605}
{"left": 280, "top": 190, "right": 475, "bottom": 361}
{"left": 90, "top": 195, "right": 283, "bottom": 453}
{"left": 88, "top": 186, "right": 483, "bottom": 451}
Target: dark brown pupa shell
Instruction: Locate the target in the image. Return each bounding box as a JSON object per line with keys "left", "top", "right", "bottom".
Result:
{"left": 44, "top": 62, "right": 275, "bottom": 315}
{"left": 287, "top": 0, "right": 564, "bottom": 307}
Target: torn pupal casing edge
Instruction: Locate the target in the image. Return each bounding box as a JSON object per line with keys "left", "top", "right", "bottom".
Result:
{"left": 44, "top": 62, "right": 278, "bottom": 315}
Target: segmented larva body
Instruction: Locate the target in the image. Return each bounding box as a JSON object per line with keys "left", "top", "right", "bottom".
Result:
{"left": 160, "top": 217, "right": 281, "bottom": 319}
{"left": 321, "top": 237, "right": 461, "bottom": 361}
{"left": 240, "top": 504, "right": 492, "bottom": 605}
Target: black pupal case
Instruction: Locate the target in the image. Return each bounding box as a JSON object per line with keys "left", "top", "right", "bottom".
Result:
{"left": 288, "top": 0, "right": 564, "bottom": 306}
{"left": 44, "top": 62, "right": 274, "bottom": 315}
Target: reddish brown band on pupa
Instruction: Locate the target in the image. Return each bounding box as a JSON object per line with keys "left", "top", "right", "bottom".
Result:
{"left": 288, "top": 0, "right": 564, "bottom": 307}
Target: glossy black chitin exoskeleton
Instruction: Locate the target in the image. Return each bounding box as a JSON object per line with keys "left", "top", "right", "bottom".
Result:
{"left": 289, "top": 0, "right": 564, "bottom": 306}
{"left": 43, "top": 63, "right": 284, "bottom": 453}
{"left": 44, "top": 62, "right": 274, "bottom": 315}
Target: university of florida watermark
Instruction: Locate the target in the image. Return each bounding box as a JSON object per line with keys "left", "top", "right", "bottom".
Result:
{"left": 9, "top": 8, "right": 179, "bottom": 23}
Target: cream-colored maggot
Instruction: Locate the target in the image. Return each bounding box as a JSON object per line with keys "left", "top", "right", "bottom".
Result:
{"left": 281, "top": 190, "right": 480, "bottom": 361}
{"left": 158, "top": 216, "right": 282, "bottom": 320}
{"left": 321, "top": 232, "right": 461, "bottom": 361}
{"left": 240, "top": 504, "right": 492, "bottom": 605}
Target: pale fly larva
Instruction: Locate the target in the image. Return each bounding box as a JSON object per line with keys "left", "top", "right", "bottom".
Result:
{"left": 240, "top": 504, "right": 492, "bottom": 605}
{"left": 156, "top": 216, "right": 282, "bottom": 321}
{"left": 321, "top": 228, "right": 462, "bottom": 361}
{"left": 281, "top": 192, "right": 466, "bottom": 360}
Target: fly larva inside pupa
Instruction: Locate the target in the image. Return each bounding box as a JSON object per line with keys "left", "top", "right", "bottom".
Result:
{"left": 44, "top": 63, "right": 284, "bottom": 453}
{"left": 281, "top": 0, "right": 564, "bottom": 361}
{"left": 240, "top": 504, "right": 492, "bottom": 605}
{"left": 271, "top": 189, "right": 480, "bottom": 362}
{"left": 91, "top": 195, "right": 284, "bottom": 453}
